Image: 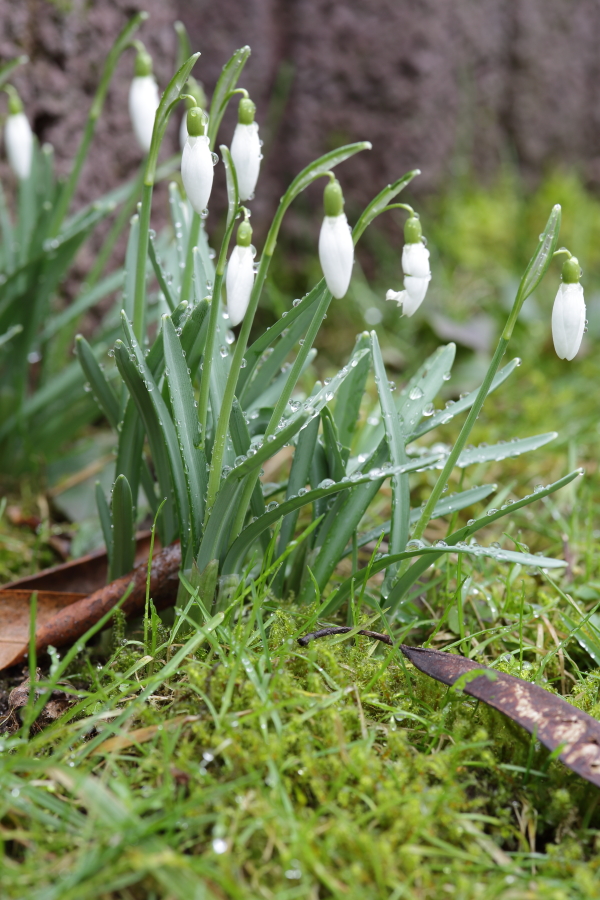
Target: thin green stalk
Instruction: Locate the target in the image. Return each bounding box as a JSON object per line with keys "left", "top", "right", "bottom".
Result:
{"left": 228, "top": 286, "right": 332, "bottom": 541}
{"left": 180, "top": 212, "right": 202, "bottom": 306}
{"left": 133, "top": 182, "right": 153, "bottom": 340}
{"left": 48, "top": 13, "right": 147, "bottom": 237}
{"left": 204, "top": 251, "right": 270, "bottom": 519}
{"left": 86, "top": 168, "right": 144, "bottom": 289}
{"left": 197, "top": 220, "right": 237, "bottom": 454}
{"left": 409, "top": 337, "right": 508, "bottom": 549}
{"left": 132, "top": 52, "right": 201, "bottom": 341}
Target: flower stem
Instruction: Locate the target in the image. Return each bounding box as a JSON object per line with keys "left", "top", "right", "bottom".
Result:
{"left": 405, "top": 336, "right": 508, "bottom": 560}
{"left": 228, "top": 286, "right": 333, "bottom": 542}
{"left": 133, "top": 181, "right": 153, "bottom": 341}
{"left": 48, "top": 13, "right": 146, "bottom": 237}
{"left": 180, "top": 212, "right": 201, "bottom": 306}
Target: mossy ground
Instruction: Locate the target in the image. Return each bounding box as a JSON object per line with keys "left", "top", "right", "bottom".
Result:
{"left": 2, "top": 169, "right": 600, "bottom": 897}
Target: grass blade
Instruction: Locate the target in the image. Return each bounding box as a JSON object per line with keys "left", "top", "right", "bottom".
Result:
{"left": 163, "top": 315, "right": 207, "bottom": 550}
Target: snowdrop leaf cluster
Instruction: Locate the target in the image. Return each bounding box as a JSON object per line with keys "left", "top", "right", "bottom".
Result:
{"left": 0, "top": 18, "right": 564, "bottom": 617}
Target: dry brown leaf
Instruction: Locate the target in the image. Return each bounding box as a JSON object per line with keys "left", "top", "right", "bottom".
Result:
{"left": 0, "top": 534, "right": 175, "bottom": 672}
{"left": 93, "top": 715, "right": 200, "bottom": 753}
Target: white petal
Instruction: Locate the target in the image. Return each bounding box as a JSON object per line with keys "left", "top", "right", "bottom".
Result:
{"left": 402, "top": 274, "right": 431, "bottom": 316}
{"left": 402, "top": 241, "right": 430, "bottom": 278}
{"left": 319, "top": 214, "right": 354, "bottom": 299}
{"left": 226, "top": 245, "right": 255, "bottom": 326}
{"left": 386, "top": 289, "right": 403, "bottom": 304}
{"left": 179, "top": 114, "right": 188, "bottom": 151}
{"left": 5, "top": 113, "right": 33, "bottom": 180}
{"left": 128, "top": 76, "right": 159, "bottom": 152}
{"left": 231, "top": 122, "right": 261, "bottom": 201}
{"left": 181, "top": 136, "right": 214, "bottom": 215}
{"left": 552, "top": 282, "right": 585, "bottom": 360}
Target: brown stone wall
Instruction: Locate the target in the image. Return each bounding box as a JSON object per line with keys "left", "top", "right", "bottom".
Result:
{"left": 1, "top": 0, "right": 599, "bottom": 229}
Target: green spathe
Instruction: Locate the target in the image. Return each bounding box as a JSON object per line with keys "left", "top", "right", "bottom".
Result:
{"left": 562, "top": 256, "right": 581, "bottom": 284}
{"left": 186, "top": 106, "right": 205, "bottom": 137}
{"left": 237, "top": 219, "right": 253, "bottom": 247}
{"left": 324, "top": 178, "right": 345, "bottom": 217}
{"left": 404, "top": 214, "right": 422, "bottom": 243}
{"left": 238, "top": 96, "right": 256, "bottom": 125}
{"left": 134, "top": 48, "right": 153, "bottom": 78}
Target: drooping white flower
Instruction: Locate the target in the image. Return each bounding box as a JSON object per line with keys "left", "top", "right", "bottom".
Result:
{"left": 552, "top": 257, "right": 585, "bottom": 360}
{"left": 318, "top": 179, "right": 354, "bottom": 299}
{"left": 181, "top": 107, "right": 214, "bottom": 215}
{"left": 5, "top": 110, "right": 33, "bottom": 181}
{"left": 231, "top": 97, "right": 261, "bottom": 201}
{"left": 226, "top": 220, "right": 255, "bottom": 326}
{"left": 128, "top": 49, "right": 159, "bottom": 153}
{"left": 386, "top": 215, "right": 431, "bottom": 316}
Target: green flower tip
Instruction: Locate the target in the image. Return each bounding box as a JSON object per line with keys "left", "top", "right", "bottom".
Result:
{"left": 404, "top": 215, "right": 422, "bottom": 244}
{"left": 237, "top": 219, "right": 253, "bottom": 247}
{"left": 238, "top": 97, "right": 256, "bottom": 125}
{"left": 134, "top": 48, "right": 153, "bottom": 77}
{"left": 183, "top": 76, "right": 207, "bottom": 110}
{"left": 323, "top": 179, "right": 344, "bottom": 217}
{"left": 187, "top": 106, "right": 206, "bottom": 137}
{"left": 562, "top": 256, "right": 581, "bottom": 284}
{"left": 5, "top": 85, "right": 23, "bottom": 115}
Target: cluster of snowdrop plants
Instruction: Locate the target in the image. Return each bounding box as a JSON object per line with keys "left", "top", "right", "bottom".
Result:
{"left": 0, "top": 14, "right": 186, "bottom": 471}
{"left": 72, "top": 19, "right": 589, "bottom": 624}
{"left": 0, "top": 15, "right": 587, "bottom": 623}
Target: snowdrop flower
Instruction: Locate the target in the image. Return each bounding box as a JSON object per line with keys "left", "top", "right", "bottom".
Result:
{"left": 128, "top": 48, "right": 159, "bottom": 153}
{"left": 181, "top": 106, "right": 214, "bottom": 215}
{"left": 226, "top": 218, "right": 255, "bottom": 326}
{"left": 386, "top": 215, "right": 431, "bottom": 316}
{"left": 318, "top": 178, "right": 354, "bottom": 299}
{"left": 552, "top": 256, "right": 585, "bottom": 361}
{"left": 231, "top": 96, "right": 261, "bottom": 201}
{"left": 179, "top": 77, "right": 207, "bottom": 150}
{"left": 3, "top": 86, "right": 33, "bottom": 181}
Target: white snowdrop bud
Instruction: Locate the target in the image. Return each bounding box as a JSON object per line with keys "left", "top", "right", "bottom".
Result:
{"left": 230, "top": 97, "right": 261, "bottom": 201}
{"left": 552, "top": 256, "right": 585, "bottom": 361}
{"left": 4, "top": 87, "right": 33, "bottom": 181}
{"left": 128, "top": 49, "right": 159, "bottom": 153}
{"left": 386, "top": 215, "right": 431, "bottom": 317}
{"left": 318, "top": 179, "right": 354, "bottom": 299}
{"left": 181, "top": 107, "right": 214, "bottom": 215}
{"left": 226, "top": 220, "right": 255, "bottom": 327}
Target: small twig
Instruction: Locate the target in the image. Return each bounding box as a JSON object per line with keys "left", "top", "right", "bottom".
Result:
{"left": 297, "top": 627, "right": 393, "bottom": 647}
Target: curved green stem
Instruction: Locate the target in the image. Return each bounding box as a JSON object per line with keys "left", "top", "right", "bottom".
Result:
{"left": 48, "top": 13, "right": 147, "bottom": 237}
{"left": 131, "top": 52, "right": 200, "bottom": 341}
{"left": 180, "top": 213, "right": 202, "bottom": 306}
{"left": 197, "top": 217, "right": 238, "bottom": 453}
{"left": 229, "top": 286, "right": 332, "bottom": 541}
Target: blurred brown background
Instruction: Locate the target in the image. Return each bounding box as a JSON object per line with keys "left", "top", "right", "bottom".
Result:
{"left": 1, "top": 0, "right": 598, "bottom": 217}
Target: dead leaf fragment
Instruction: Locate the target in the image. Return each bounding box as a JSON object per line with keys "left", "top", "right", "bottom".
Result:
{"left": 93, "top": 715, "right": 200, "bottom": 754}
{"left": 401, "top": 645, "right": 600, "bottom": 788}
